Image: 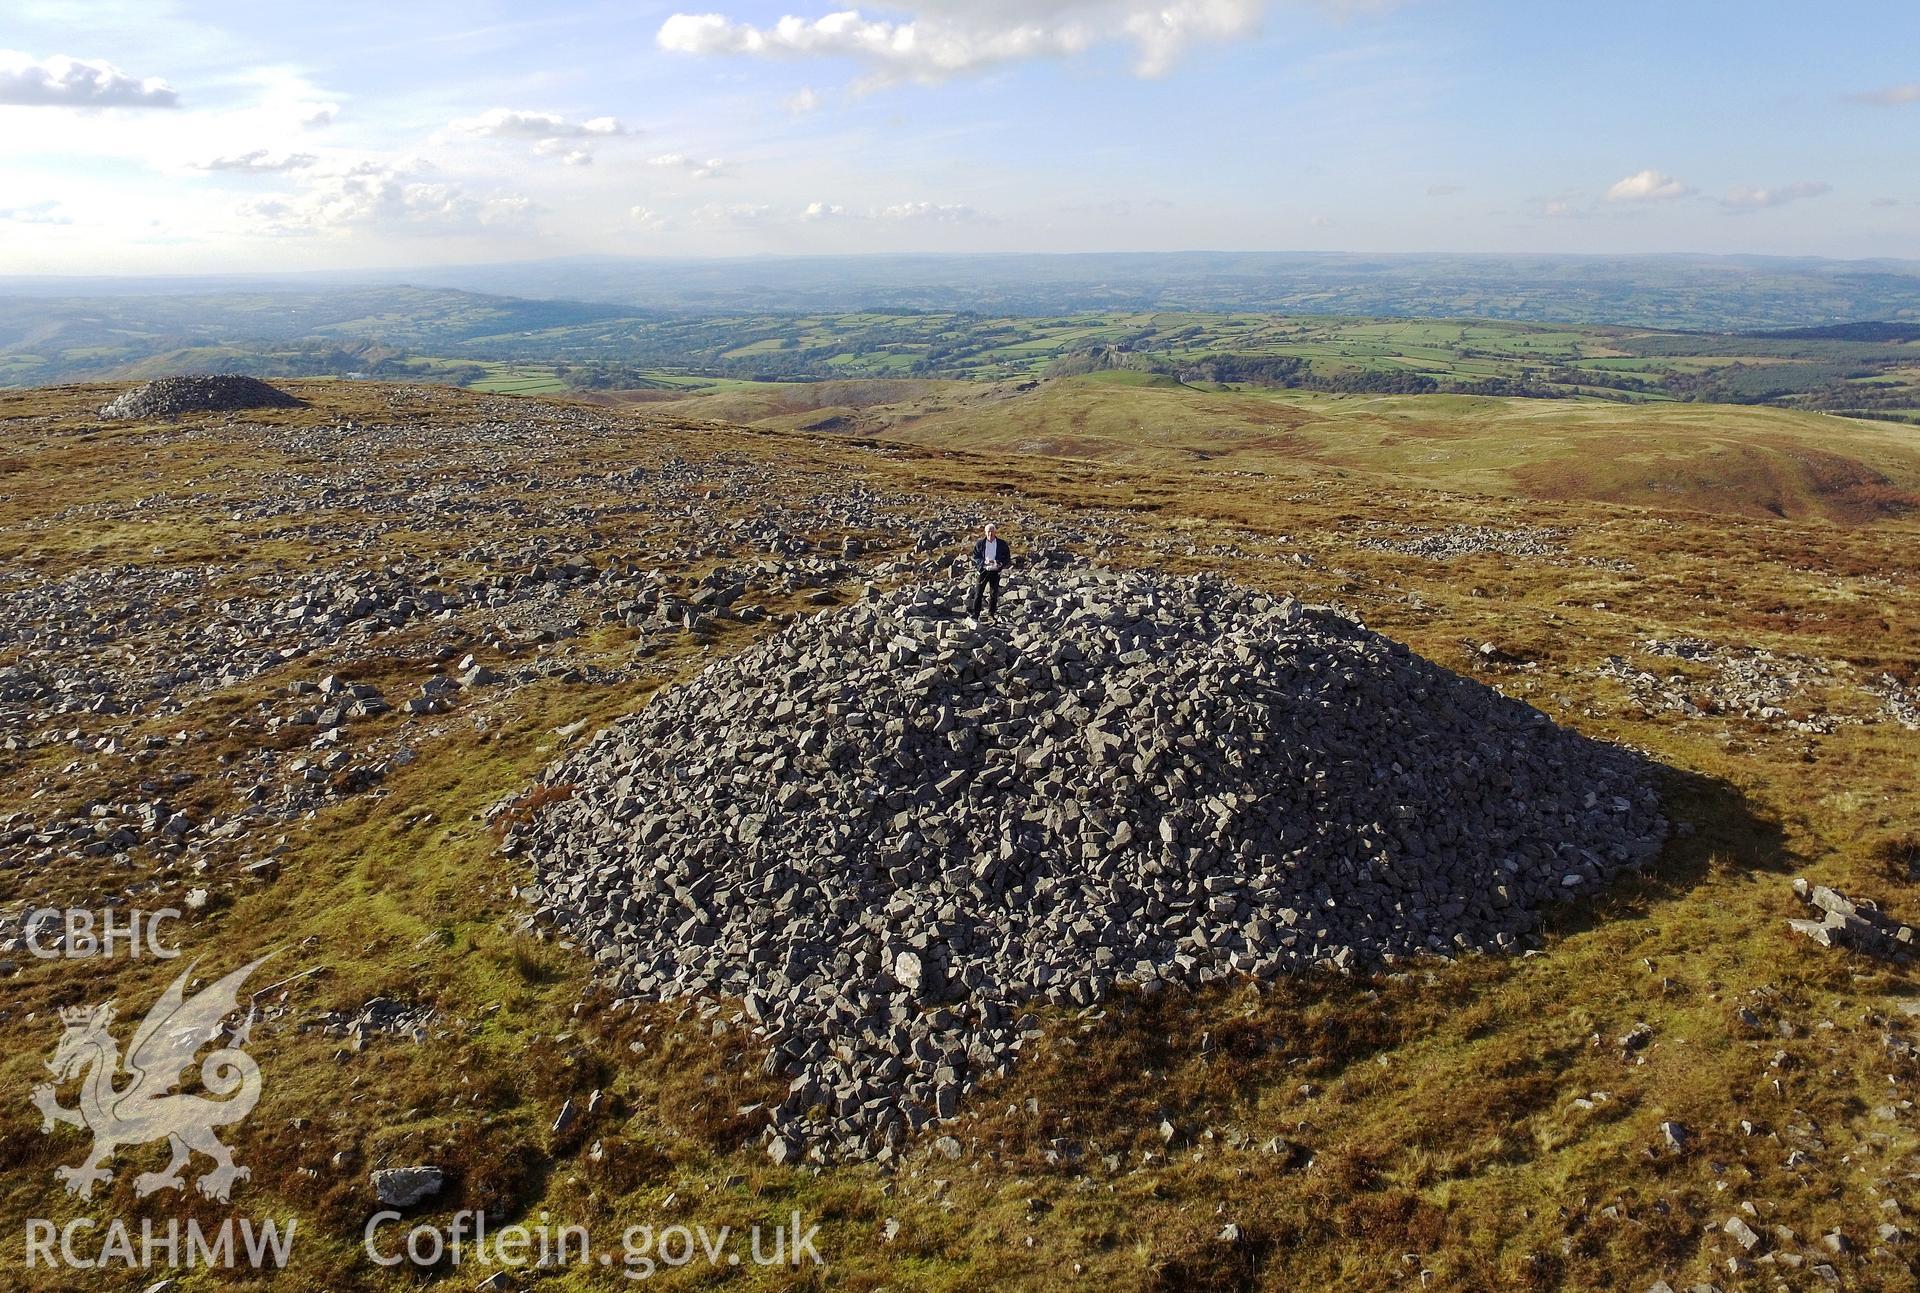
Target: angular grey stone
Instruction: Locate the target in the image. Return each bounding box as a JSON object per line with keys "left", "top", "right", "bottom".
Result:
{"left": 371, "top": 1165, "right": 445, "bottom": 1208}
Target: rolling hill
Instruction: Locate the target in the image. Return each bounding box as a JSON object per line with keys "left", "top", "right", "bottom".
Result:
{"left": 627, "top": 372, "right": 1920, "bottom": 525}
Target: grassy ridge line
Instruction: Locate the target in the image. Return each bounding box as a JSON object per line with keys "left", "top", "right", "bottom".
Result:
{"left": 629, "top": 376, "right": 1920, "bottom": 526}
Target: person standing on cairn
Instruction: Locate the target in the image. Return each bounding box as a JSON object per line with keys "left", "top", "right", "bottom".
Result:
{"left": 969, "top": 522, "right": 1012, "bottom": 618}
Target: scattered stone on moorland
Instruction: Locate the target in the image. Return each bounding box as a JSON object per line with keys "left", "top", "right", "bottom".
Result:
{"left": 1357, "top": 523, "right": 1570, "bottom": 561}
{"left": 99, "top": 375, "right": 307, "bottom": 420}
{"left": 520, "top": 568, "right": 1669, "bottom": 1163}
{"left": 369, "top": 1164, "right": 445, "bottom": 1208}
{"left": 1788, "top": 879, "right": 1915, "bottom": 961}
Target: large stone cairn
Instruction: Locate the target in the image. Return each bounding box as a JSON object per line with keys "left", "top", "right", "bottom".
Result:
{"left": 99, "top": 375, "right": 305, "bottom": 419}
{"left": 521, "top": 569, "right": 1667, "bottom": 1163}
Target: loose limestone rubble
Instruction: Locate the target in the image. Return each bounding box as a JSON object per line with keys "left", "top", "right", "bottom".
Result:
{"left": 518, "top": 568, "right": 1670, "bottom": 1164}
{"left": 99, "top": 374, "right": 305, "bottom": 420}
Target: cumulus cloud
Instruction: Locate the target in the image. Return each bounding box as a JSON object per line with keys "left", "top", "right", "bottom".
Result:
{"left": 0, "top": 50, "right": 178, "bottom": 108}
{"left": 1847, "top": 83, "right": 1920, "bottom": 106}
{"left": 657, "top": 0, "right": 1269, "bottom": 84}
{"left": 449, "top": 108, "right": 631, "bottom": 164}
{"left": 195, "top": 148, "right": 318, "bottom": 174}
{"left": 788, "top": 85, "right": 822, "bottom": 113}
{"left": 299, "top": 102, "right": 339, "bottom": 127}
{"left": 693, "top": 201, "right": 777, "bottom": 225}
{"left": 877, "top": 199, "right": 980, "bottom": 222}
{"left": 1720, "top": 180, "right": 1829, "bottom": 211}
{"left": 0, "top": 199, "right": 72, "bottom": 224}
{"left": 450, "top": 107, "right": 629, "bottom": 139}
{"left": 1605, "top": 168, "right": 1693, "bottom": 202}
{"left": 630, "top": 205, "right": 671, "bottom": 229}
{"left": 694, "top": 198, "right": 982, "bottom": 226}
{"left": 239, "top": 160, "right": 533, "bottom": 236}
{"left": 649, "top": 152, "right": 729, "bottom": 179}
{"left": 529, "top": 138, "right": 598, "bottom": 165}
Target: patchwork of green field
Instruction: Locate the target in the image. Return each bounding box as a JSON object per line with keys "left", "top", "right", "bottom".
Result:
{"left": 6, "top": 286, "right": 1920, "bottom": 422}
{"left": 445, "top": 312, "right": 1920, "bottom": 417}
{"left": 460, "top": 363, "right": 573, "bottom": 395}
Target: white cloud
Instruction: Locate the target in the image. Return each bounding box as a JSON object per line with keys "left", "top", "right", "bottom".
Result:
{"left": 690, "top": 198, "right": 986, "bottom": 226}
{"left": 657, "top": 0, "right": 1268, "bottom": 84}
{"left": 693, "top": 201, "right": 777, "bottom": 225}
{"left": 1721, "top": 180, "right": 1829, "bottom": 211}
{"left": 0, "top": 199, "right": 72, "bottom": 224}
{"left": 531, "top": 138, "right": 599, "bottom": 166}
{"left": 449, "top": 107, "right": 630, "bottom": 139}
{"left": 0, "top": 50, "right": 178, "bottom": 108}
{"left": 788, "top": 85, "right": 822, "bottom": 113}
{"left": 1605, "top": 168, "right": 1693, "bottom": 202}
{"left": 878, "top": 199, "right": 980, "bottom": 222}
{"left": 1118, "top": 0, "right": 1268, "bottom": 77}
{"left": 239, "top": 160, "right": 534, "bottom": 236}
{"left": 448, "top": 108, "right": 632, "bottom": 166}
{"left": 629, "top": 205, "right": 670, "bottom": 229}
{"left": 195, "top": 148, "right": 317, "bottom": 173}
{"left": 649, "top": 152, "right": 729, "bottom": 179}
{"left": 1847, "top": 83, "right": 1920, "bottom": 106}
{"left": 215, "top": 69, "right": 342, "bottom": 143}
{"left": 1539, "top": 198, "right": 1582, "bottom": 219}
{"left": 443, "top": 109, "right": 625, "bottom": 166}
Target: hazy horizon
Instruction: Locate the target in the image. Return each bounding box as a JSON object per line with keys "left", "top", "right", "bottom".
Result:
{"left": 6, "top": 245, "right": 1920, "bottom": 287}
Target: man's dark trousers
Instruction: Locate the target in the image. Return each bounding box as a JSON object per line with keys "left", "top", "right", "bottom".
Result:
{"left": 970, "top": 568, "right": 1001, "bottom": 615}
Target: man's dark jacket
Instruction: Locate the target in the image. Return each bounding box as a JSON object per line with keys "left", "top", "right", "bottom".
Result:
{"left": 971, "top": 537, "right": 1012, "bottom": 570}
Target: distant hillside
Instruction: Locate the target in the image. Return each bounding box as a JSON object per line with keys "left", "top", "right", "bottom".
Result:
{"left": 1746, "top": 321, "right": 1920, "bottom": 343}
{"left": 0, "top": 286, "right": 644, "bottom": 386}
{"left": 369, "top": 251, "right": 1920, "bottom": 332}
{"left": 688, "top": 373, "right": 1920, "bottom": 525}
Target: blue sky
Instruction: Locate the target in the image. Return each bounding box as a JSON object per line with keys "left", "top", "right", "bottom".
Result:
{"left": 1, "top": 0, "right": 1916, "bottom": 273}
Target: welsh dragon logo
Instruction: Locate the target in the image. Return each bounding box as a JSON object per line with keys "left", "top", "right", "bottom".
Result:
{"left": 31, "top": 954, "right": 273, "bottom": 1203}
